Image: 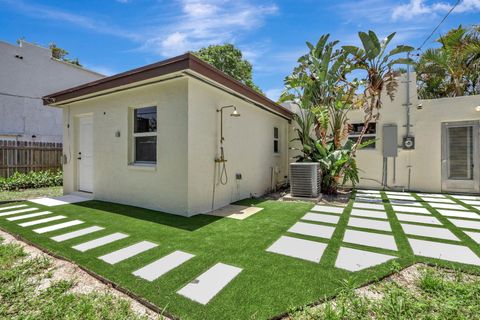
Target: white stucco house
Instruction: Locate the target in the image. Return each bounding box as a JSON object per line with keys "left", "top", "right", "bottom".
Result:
{"left": 0, "top": 40, "right": 104, "bottom": 142}
{"left": 43, "top": 53, "right": 293, "bottom": 216}
{"left": 348, "top": 73, "right": 480, "bottom": 194}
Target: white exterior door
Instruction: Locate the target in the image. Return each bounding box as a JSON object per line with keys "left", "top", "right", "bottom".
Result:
{"left": 442, "top": 121, "right": 480, "bottom": 194}
{"left": 78, "top": 116, "right": 93, "bottom": 192}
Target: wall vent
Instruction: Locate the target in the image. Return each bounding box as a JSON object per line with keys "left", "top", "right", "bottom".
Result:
{"left": 290, "top": 163, "right": 321, "bottom": 197}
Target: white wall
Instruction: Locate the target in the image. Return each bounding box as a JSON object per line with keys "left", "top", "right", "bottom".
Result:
{"left": 63, "top": 78, "right": 189, "bottom": 215}
{"left": 0, "top": 40, "right": 103, "bottom": 142}
{"left": 187, "top": 77, "right": 290, "bottom": 214}
{"left": 349, "top": 73, "right": 480, "bottom": 192}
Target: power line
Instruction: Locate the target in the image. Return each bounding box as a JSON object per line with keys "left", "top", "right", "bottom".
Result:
{"left": 417, "top": 0, "right": 461, "bottom": 50}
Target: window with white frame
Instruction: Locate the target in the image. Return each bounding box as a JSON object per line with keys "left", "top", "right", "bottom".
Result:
{"left": 133, "top": 106, "right": 157, "bottom": 163}
{"left": 348, "top": 123, "right": 376, "bottom": 149}
{"left": 273, "top": 127, "right": 279, "bottom": 154}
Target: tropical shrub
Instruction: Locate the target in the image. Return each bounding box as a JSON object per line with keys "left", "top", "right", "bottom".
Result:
{"left": 282, "top": 31, "right": 413, "bottom": 194}
{"left": 0, "top": 170, "right": 62, "bottom": 191}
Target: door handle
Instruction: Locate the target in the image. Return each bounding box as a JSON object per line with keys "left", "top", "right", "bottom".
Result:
{"left": 77, "top": 152, "right": 82, "bottom": 160}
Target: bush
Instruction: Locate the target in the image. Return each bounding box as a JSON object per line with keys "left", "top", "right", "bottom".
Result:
{"left": 0, "top": 170, "right": 63, "bottom": 191}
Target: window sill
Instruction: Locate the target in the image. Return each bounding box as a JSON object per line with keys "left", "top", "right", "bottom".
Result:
{"left": 128, "top": 163, "right": 156, "bottom": 171}
{"left": 273, "top": 153, "right": 281, "bottom": 157}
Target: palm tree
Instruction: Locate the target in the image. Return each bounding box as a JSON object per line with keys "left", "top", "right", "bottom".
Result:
{"left": 416, "top": 25, "right": 480, "bottom": 98}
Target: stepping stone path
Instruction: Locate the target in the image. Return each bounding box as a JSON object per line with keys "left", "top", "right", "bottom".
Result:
{"left": 133, "top": 250, "right": 195, "bottom": 281}
{"left": 335, "top": 247, "right": 396, "bottom": 271}
{"left": 3, "top": 190, "right": 480, "bottom": 307}
{"left": 99, "top": 241, "right": 158, "bottom": 265}
{"left": 177, "top": 262, "right": 242, "bottom": 305}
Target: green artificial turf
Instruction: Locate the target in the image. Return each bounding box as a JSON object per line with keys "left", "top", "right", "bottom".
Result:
{"left": 0, "top": 192, "right": 479, "bottom": 319}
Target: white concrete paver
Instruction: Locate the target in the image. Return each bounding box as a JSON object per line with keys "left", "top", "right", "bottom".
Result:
{"left": 437, "top": 209, "right": 480, "bottom": 220}
{"left": 387, "top": 195, "right": 417, "bottom": 201}
{"left": 417, "top": 193, "right": 445, "bottom": 198}
{"left": 133, "top": 251, "right": 195, "bottom": 281}
{"left": 420, "top": 197, "right": 455, "bottom": 203}
{"left": 266, "top": 235, "right": 327, "bottom": 263}
{"left": 401, "top": 223, "right": 459, "bottom": 241}
{"left": 451, "top": 195, "right": 480, "bottom": 201}
{"left": 335, "top": 247, "right": 396, "bottom": 271}
{"left": 448, "top": 218, "right": 480, "bottom": 230}
{"left": 33, "top": 220, "right": 84, "bottom": 234}
{"left": 72, "top": 233, "right": 129, "bottom": 252}
{"left": 18, "top": 215, "right": 66, "bottom": 227}
{"left": 288, "top": 222, "right": 335, "bottom": 239}
{"left": 177, "top": 263, "right": 242, "bottom": 305}
{"left": 464, "top": 231, "right": 480, "bottom": 244}
{"left": 353, "top": 202, "right": 385, "bottom": 211}
{"left": 0, "top": 204, "right": 27, "bottom": 211}
{"left": 348, "top": 217, "right": 391, "bottom": 232}
{"left": 29, "top": 194, "right": 93, "bottom": 206}
{"left": 0, "top": 207, "right": 37, "bottom": 217}
{"left": 350, "top": 208, "right": 388, "bottom": 220}
{"left": 392, "top": 206, "right": 430, "bottom": 214}
{"left": 396, "top": 213, "right": 442, "bottom": 225}
{"left": 429, "top": 203, "right": 468, "bottom": 211}
{"left": 461, "top": 200, "right": 480, "bottom": 206}
{"left": 301, "top": 212, "right": 340, "bottom": 224}
{"left": 388, "top": 200, "right": 423, "bottom": 207}
{"left": 7, "top": 211, "right": 52, "bottom": 221}
{"left": 51, "top": 226, "right": 105, "bottom": 242}
{"left": 343, "top": 229, "right": 397, "bottom": 251}
{"left": 99, "top": 241, "right": 158, "bottom": 265}
{"left": 408, "top": 238, "right": 480, "bottom": 266}
{"left": 311, "top": 205, "right": 344, "bottom": 214}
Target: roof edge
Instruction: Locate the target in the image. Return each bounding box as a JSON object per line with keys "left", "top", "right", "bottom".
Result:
{"left": 42, "top": 53, "right": 293, "bottom": 119}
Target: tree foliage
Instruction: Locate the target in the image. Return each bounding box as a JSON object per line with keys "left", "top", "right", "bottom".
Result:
{"left": 49, "top": 43, "right": 81, "bottom": 66}
{"left": 416, "top": 25, "right": 480, "bottom": 98}
{"left": 193, "top": 44, "right": 262, "bottom": 93}
{"left": 281, "top": 31, "right": 413, "bottom": 194}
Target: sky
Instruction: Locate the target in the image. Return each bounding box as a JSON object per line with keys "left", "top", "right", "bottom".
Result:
{"left": 0, "top": 0, "right": 479, "bottom": 101}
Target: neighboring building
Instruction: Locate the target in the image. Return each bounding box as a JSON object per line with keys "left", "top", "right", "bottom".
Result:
{"left": 0, "top": 40, "right": 104, "bottom": 142}
{"left": 348, "top": 73, "right": 480, "bottom": 194}
{"left": 43, "top": 53, "right": 293, "bottom": 216}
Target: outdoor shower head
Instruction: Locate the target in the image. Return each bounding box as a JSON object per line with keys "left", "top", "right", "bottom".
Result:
{"left": 230, "top": 107, "right": 240, "bottom": 117}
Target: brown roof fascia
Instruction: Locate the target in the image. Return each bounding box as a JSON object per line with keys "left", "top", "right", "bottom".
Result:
{"left": 42, "top": 53, "right": 293, "bottom": 119}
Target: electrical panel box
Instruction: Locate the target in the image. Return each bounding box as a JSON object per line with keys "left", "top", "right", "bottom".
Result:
{"left": 383, "top": 124, "right": 398, "bottom": 157}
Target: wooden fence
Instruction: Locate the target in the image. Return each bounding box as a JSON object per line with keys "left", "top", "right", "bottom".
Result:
{"left": 0, "top": 140, "right": 63, "bottom": 178}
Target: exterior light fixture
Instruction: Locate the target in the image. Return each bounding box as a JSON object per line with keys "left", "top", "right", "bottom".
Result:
{"left": 475, "top": 105, "right": 480, "bottom": 112}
